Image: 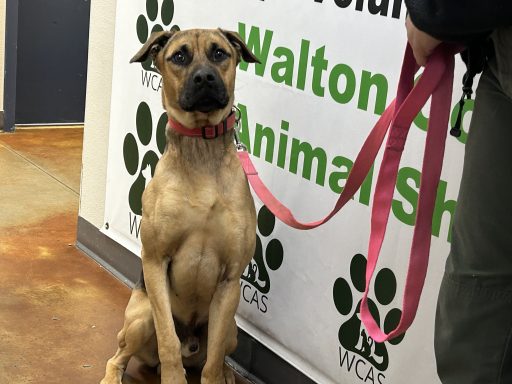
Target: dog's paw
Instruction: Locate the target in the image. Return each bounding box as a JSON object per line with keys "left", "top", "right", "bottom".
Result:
{"left": 200, "top": 365, "right": 234, "bottom": 384}
{"left": 99, "top": 377, "right": 120, "bottom": 384}
{"left": 223, "top": 363, "right": 235, "bottom": 384}
{"left": 99, "top": 362, "right": 123, "bottom": 384}
{"left": 159, "top": 360, "right": 187, "bottom": 384}
{"left": 161, "top": 371, "right": 187, "bottom": 384}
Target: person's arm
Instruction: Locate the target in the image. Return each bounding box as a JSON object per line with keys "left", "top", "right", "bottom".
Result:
{"left": 405, "top": 0, "right": 512, "bottom": 42}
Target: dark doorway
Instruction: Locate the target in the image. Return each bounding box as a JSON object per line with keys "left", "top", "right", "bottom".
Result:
{"left": 4, "top": 0, "right": 91, "bottom": 129}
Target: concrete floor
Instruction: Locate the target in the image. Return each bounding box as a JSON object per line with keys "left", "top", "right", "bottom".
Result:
{"left": 0, "top": 128, "right": 251, "bottom": 384}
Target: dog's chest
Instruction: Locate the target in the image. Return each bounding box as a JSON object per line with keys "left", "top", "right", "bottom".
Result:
{"left": 151, "top": 172, "right": 249, "bottom": 257}
{"left": 141, "top": 155, "right": 255, "bottom": 319}
{"left": 155, "top": 175, "right": 241, "bottom": 240}
{"left": 159, "top": 185, "right": 247, "bottom": 320}
{"left": 147, "top": 158, "right": 252, "bottom": 247}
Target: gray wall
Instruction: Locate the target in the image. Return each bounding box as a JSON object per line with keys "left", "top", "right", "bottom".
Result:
{"left": 0, "top": 0, "right": 6, "bottom": 121}
{"left": 3, "top": 0, "right": 91, "bottom": 130}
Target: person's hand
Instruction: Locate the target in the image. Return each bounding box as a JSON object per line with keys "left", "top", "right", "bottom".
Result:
{"left": 406, "top": 15, "right": 442, "bottom": 66}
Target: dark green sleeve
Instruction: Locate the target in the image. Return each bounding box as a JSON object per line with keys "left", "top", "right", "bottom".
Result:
{"left": 405, "top": 0, "right": 512, "bottom": 41}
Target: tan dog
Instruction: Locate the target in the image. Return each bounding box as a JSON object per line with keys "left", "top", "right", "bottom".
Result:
{"left": 101, "top": 28, "right": 259, "bottom": 384}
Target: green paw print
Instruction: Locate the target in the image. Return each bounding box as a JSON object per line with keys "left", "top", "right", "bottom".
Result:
{"left": 136, "top": 0, "right": 179, "bottom": 72}
{"left": 241, "top": 206, "right": 284, "bottom": 294}
{"left": 123, "top": 102, "right": 167, "bottom": 215}
{"left": 333, "top": 253, "right": 405, "bottom": 372}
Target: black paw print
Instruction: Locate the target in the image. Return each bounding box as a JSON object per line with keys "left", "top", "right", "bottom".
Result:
{"left": 123, "top": 102, "right": 167, "bottom": 215}
{"left": 136, "top": 0, "right": 179, "bottom": 73}
{"left": 333, "top": 254, "right": 405, "bottom": 372}
{"left": 241, "top": 206, "right": 284, "bottom": 294}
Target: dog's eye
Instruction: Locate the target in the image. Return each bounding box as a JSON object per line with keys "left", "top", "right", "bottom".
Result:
{"left": 213, "top": 48, "right": 227, "bottom": 62}
{"left": 170, "top": 51, "right": 187, "bottom": 65}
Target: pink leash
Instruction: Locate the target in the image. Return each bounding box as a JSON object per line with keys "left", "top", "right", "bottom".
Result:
{"left": 237, "top": 43, "right": 456, "bottom": 341}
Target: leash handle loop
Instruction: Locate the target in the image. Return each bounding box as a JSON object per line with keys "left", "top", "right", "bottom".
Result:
{"left": 359, "top": 44, "right": 455, "bottom": 342}
{"left": 238, "top": 43, "right": 458, "bottom": 341}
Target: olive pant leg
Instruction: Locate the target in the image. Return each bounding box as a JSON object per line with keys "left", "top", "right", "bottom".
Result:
{"left": 434, "top": 59, "right": 512, "bottom": 384}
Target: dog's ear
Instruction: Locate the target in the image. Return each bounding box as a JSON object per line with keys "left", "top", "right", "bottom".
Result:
{"left": 219, "top": 29, "right": 261, "bottom": 64}
{"left": 130, "top": 27, "right": 178, "bottom": 64}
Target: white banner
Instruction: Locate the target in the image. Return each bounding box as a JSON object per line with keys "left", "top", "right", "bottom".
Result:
{"left": 104, "top": 1, "right": 472, "bottom": 383}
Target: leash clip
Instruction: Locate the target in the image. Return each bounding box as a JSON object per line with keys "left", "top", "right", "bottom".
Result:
{"left": 232, "top": 106, "right": 247, "bottom": 152}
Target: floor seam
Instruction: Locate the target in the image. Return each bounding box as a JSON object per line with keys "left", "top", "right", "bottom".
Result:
{"left": 0, "top": 142, "right": 79, "bottom": 196}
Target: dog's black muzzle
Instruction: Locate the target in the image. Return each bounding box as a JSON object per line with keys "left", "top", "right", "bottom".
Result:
{"left": 179, "top": 66, "right": 229, "bottom": 113}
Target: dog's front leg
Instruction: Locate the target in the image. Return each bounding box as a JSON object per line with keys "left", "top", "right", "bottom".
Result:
{"left": 142, "top": 252, "right": 186, "bottom": 384}
{"left": 201, "top": 275, "right": 240, "bottom": 384}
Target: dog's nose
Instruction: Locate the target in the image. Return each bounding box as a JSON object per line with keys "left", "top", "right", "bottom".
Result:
{"left": 192, "top": 68, "right": 217, "bottom": 85}
{"left": 189, "top": 342, "right": 199, "bottom": 353}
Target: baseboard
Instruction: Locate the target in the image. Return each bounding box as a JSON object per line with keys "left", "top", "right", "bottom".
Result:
{"left": 16, "top": 123, "right": 84, "bottom": 129}
{"left": 229, "top": 328, "right": 317, "bottom": 384}
{"left": 76, "top": 216, "right": 317, "bottom": 384}
{"left": 0, "top": 111, "right": 4, "bottom": 131}
{"left": 76, "top": 216, "right": 141, "bottom": 287}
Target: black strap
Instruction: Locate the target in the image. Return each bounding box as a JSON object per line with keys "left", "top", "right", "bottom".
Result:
{"left": 451, "top": 38, "right": 494, "bottom": 137}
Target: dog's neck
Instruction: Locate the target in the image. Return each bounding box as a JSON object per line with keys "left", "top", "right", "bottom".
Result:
{"left": 168, "top": 111, "right": 236, "bottom": 140}
{"left": 165, "top": 102, "right": 229, "bottom": 130}
{"left": 165, "top": 126, "right": 235, "bottom": 171}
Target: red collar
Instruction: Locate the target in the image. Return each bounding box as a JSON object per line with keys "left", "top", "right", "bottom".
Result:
{"left": 168, "top": 111, "right": 236, "bottom": 139}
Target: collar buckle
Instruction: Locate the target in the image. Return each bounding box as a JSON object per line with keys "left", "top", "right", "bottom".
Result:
{"left": 201, "top": 125, "right": 219, "bottom": 139}
{"left": 201, "top": 118, "right": 229, "bottom": 139}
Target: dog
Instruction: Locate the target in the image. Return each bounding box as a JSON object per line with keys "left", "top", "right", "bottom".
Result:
{"left": 100, "top": 28, "right": 260, "bottom": 384}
